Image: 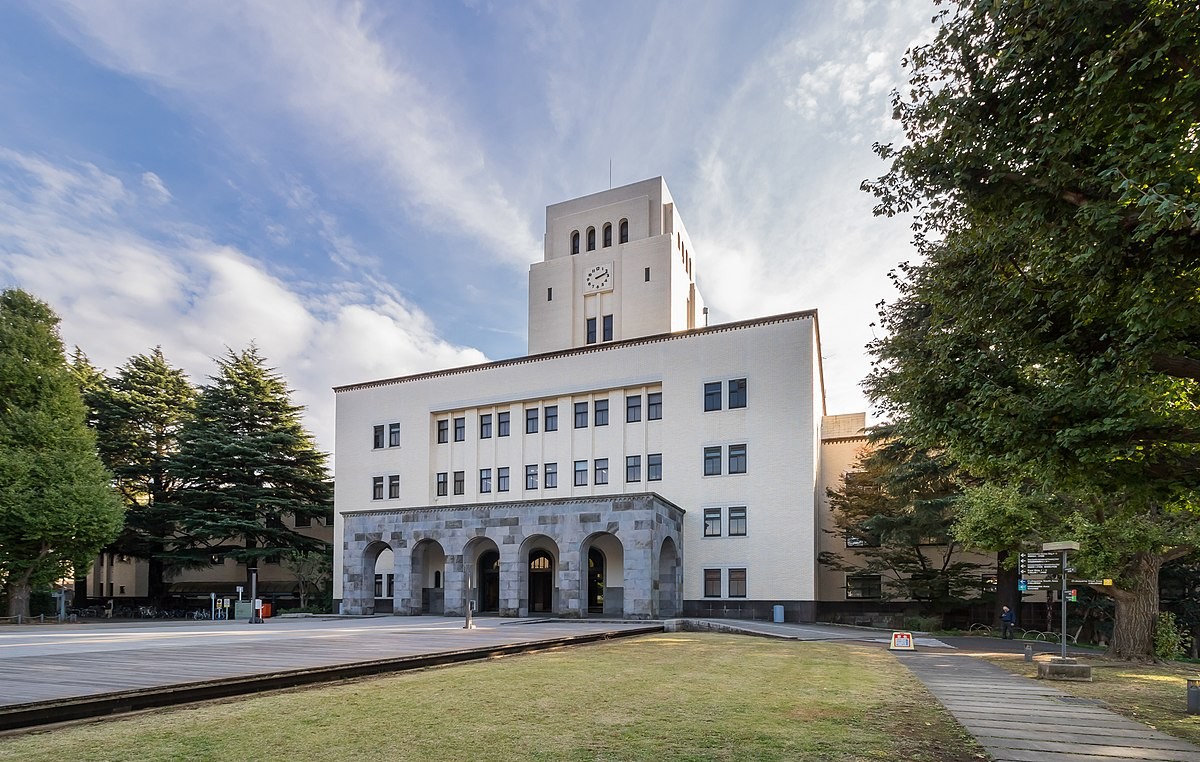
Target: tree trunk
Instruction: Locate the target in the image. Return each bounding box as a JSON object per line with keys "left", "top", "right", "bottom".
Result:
{"left": 1107, "top": 552, "right": 1162, "bottom": 661}
{"left": 996, "top": 549, "right": 1019, "bottom": 622}
{"left": 5, "top": 577, "right": 33, "bottom": 618}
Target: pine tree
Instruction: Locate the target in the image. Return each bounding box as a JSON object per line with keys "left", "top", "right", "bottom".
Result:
{"left": 166, "top": 347, "right": 331, "bottom": 580}
{"left": 0, "top": 290, "right": 123, "bottom": 617}
{"left": 74, "top": 348, "right": 197, "bottom": 604}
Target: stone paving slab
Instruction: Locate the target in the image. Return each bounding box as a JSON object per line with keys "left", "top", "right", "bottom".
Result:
{"left": 897, "top": 651, "right": 1200, "bottom": 762}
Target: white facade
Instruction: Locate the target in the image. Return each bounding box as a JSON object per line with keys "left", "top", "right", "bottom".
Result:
{"left": 334, "top": 177, "right": 855, "bottom": 621}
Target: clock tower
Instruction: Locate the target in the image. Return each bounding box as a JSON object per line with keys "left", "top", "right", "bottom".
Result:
{"left": 527, "top": 177, "right": 705, "bottom": 354}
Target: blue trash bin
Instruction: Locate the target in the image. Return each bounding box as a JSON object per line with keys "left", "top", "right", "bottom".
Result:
{"left": 772, "top": 604, "right": 784, "bottom": 623}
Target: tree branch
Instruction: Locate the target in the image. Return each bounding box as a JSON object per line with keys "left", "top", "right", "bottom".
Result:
{"left": 1150, "top": 352, "right": 1200, "bottom": 383}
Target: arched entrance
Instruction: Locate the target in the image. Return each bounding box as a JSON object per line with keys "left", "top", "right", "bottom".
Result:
{"left": 477, "top": 549, "right": 500, "bottom": 613}
{"left": 658, "top": 536, "right": 680, "bottom": 617}
{"left": 411, "top": 539, "right": 446, "bottom": 615}
{"left": 365, "top": 542, "right": 394, "bottom": 614}
{"left": 529, "top": 549, "right": 554, "bottom": 613}
{"left": 587, "top": 547, "right": 606, "bottom": 614}
{"left": 581, "top": 533, "right": 624, "bottom": 617}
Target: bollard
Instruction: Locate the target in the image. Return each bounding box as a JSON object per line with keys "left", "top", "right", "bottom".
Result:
{"left": 1024, "top": 644, "right": 1033, "bottom": 663}
{"left": 1188, "top": 677, "right": 1200, "bottom": 715}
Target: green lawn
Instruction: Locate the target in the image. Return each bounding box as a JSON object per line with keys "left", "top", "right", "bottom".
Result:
{"left": 0, "top": 633, "right": 984, "bottom": 762}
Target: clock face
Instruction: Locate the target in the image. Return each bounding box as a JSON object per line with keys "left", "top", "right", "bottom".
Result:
{"left": 585, "top": 263, "right": 613, "bottom": 291}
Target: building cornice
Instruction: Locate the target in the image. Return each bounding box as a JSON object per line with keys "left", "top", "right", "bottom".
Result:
{"left": 334, "top": 309, "right": 819, "bottom": 393}
{"left": 339, "top": 491, "right": 686, "bottom": 517}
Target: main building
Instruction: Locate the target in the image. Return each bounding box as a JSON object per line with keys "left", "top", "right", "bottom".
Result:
{"left": 333, "top": 177, "right": 869, "bottom": 622}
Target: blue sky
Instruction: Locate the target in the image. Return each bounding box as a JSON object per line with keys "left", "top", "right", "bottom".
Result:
{"left": 0, "top": 0, "right": 936, "bottom": 451}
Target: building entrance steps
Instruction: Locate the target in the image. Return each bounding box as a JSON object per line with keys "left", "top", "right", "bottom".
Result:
{"left": 897, "top": 651, "right": 1200, "bottom": 762}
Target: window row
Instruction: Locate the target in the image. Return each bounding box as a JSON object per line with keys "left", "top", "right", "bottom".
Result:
{"left": 702, "top": 444, "right": 747, "bottom": 476}
{"left": 703, "top": 378, "right": 748, "bottom": 411}
{"left": 702, "top": 506, "right": 747, "bottom": 537}
{"left": 570, "top": 219, "right": 629, "bottom": 255}
{"left": 372, "top": 422, "right": 402, "bottom": 449}
{"left": 371, "top": 474, "right": 402, "bottom": 500}
{"left": 434, "top": 392, "right": 662, "bottom": 443}
{"left": 436, "top": 454, "right": 664, "bottom": 497}
{"left": 703, "top": 568, "right": 747, "bottom": 598}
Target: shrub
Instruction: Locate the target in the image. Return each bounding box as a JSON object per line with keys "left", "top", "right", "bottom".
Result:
{"left": 1154, "top": 611, "right": 1186, "bottom": 661}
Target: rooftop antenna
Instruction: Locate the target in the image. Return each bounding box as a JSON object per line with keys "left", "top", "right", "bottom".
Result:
{"left": 609, "top": 159, "right": 612, "bottom": 189}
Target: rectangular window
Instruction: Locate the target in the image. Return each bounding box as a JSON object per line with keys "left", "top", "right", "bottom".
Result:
{"left": 544, "top": 405, "right": 558, "bottom": 432}
{"left": 602, "top": 314, "right": 613, "bottom": 341}
{"left": 704, "top": 569, "right": 721, "bottom": 598}
{"left": 498, "top": 412, "right": 510, "bottom": 437}
{"left": 294, "top": 514, "right": 312, "bottom": 528}
{"left": 728, "top": 506, "right": 747, "bottom": 536}
{"left": 480, "top": 468, "right": 492, "bottom": 493}
{"left": 644, "top": 266, "right": 651, "bottom": 282}
{"left": 387, "top": 574, "right": 395, "bottom": 597}
{"left": 497, "top": 467, "right": 510, "bottom": 492}
{"left": 453, "top": 471, "right": 464, "bottom": 495}
{"left": 586, "top": 317, "right": 597, "bottom": 344}
{"left": 437, "top": 419, "right": 449, "bottom": 444}
{"left": 594, "top": 399, "right": 609, "bottom": 426}
{"left": 704, "top": 382, "right": 722, "bottom": 411}
{"left": 388, "top": 475, "right": 400, "bottom": 499}
{"left": 648, "top": 453, "right": 662, "bottom": 481}
{"left": 728, "top": 378, "right": 747, "bottom": 409}
{"left": 626, "top": 395, "right": 642, "bottom": 422}
{"left": 526, "top": 408, "right": 539, "bottom": 434}
{"left": 480, "top": 413, "right": 492, "bottom": 439}
{"left": 647, "top": 392, "right": 662, "bottom": 420}
{"left": 704, "top": 507, "right": 722, "bottom": 537}
{"left": 547, "top": 287, "right": 553, "bottom": 301}
{"left": 704, "top": 446, "right": 722, "bottom": 476}
{"left": 594, "top": 458, "right": 609, "bottom": 485}
{"left": 375, "top": 574, "right": 383, "bottom": 598}
{"left": 372, "top": 476, "right": 384, "bottom": 500}
{"left": 373, "top": 424, "right": 384, "bottom": 449}
{"left": 574, "top": 460, "right": 588, "bottom": 486}
{"left": 847, "top": 574, "right": 883, "bottom": 600}
{"left": 436, "top": 472, "right": 447, "bottom": 497}
{"left": 526, "top": 465, "right": 538, "bottom": 490}
{"left": 387, "top": 422, "right": 401, "bottom": 447}
{"left": 626, "top": 455, "right": 641, "bottom": 482}
{"left": 574, "top": 401, "right": 588, "bottom": 428}
{"left": 728, "top": 568, "right": 747, "bottom": 598}
{"left": 729, "top": 444, "right": 747, "bottom": 474}
{"left": 454, "top": 417, "right": 465, "bottom": 442}
{"left": 544, "top": 462, "right": 557, "bottom": 489}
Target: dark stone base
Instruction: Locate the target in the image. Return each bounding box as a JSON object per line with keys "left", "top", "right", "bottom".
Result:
{"left": 682, "top": 599, "right": 815, "bottom": 623}
{"left": 1037, "top": 658, "right": 1093, "bottom": 682}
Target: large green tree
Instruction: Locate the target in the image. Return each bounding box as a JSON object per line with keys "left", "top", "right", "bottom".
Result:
{"left": 862, "top": 0, "right": 1199, "bottom": 658}
{"left": 0, "top": 290, "right": 123, "bottom": 617}
{"left": 821, "top": 432, "right": 983, "bottom": 620}
{"left": 74, "top": 348, "right": 197, "bottom": 604}
{"left": 166, "top": 347, "right": 331, "bottom": 581}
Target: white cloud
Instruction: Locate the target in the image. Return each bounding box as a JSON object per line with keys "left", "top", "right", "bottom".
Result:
{"left": 45, "top": 1, "right": 540, "bottom": 268}
{"left": 0, "top": 149, "right": 483, "bottom": 451}
{"left": 141, "top": 171, "right": 171, "bottom": 203}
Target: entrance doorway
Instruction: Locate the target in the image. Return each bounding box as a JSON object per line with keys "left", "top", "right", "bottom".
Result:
{"left": 587, "top": 547, "right": 605, "bottom": 613}
{"left": 528, "top": 549, "right": 554, "bottom": 613}
{"left": 478, "top": 550, "right": 500, "bottom": 613}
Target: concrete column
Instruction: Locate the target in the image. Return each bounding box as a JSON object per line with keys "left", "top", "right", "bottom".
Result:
{"left": 499, "top": 542, "right": 522, "bottom": 617}
{"left": 623, "top": 537, "right": 654, "bottom": 619}
{"left": 558, "top": 544, "right": 583, "bottom": 618}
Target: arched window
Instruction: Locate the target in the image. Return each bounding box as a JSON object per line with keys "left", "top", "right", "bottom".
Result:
{"left": 434, "top": 570, "right": 442, "bottom": 588}
{"left": 602, "top": 223, "right": 612, "bottom": 248}
{"left": 619, "top": 219, "right": 628, "bottom": 244}
{"left": 571, "top": 231, "right": 580, "bottom": 255}
{"left": 530, "top": 551, "right": 552, "bottom": 571}
{"left": 586, "top": 227, "right": 596, "bottom": 251}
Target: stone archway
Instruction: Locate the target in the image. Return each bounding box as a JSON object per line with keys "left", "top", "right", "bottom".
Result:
{"left": 411, "top": 539, "right": 446, "bottom": 615}
{"left": 581, "top": 532, "right": 624, "bottom": 617}
{"left": 464, "top": 537, "right": 501, "bottom": 614}
{"left": 358, "top": 540, "right": 392, "bottom": 615}
{"left": 657, "top": 536, "right": 680, "bottom": 617}
{"left": 519, "top": 535, "right": 560, "bottom": 616}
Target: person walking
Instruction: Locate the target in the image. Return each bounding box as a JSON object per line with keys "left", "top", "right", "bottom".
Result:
{"left": 1000, "top": 605, "right": 1016, "bottom": 639}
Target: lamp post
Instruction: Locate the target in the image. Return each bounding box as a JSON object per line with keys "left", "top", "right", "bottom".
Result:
{"left": 1042, "top": 541, "right": 1079, "bottom": 660}
{"left": 249, "top": 567, "right": 263, "bottom": 624}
